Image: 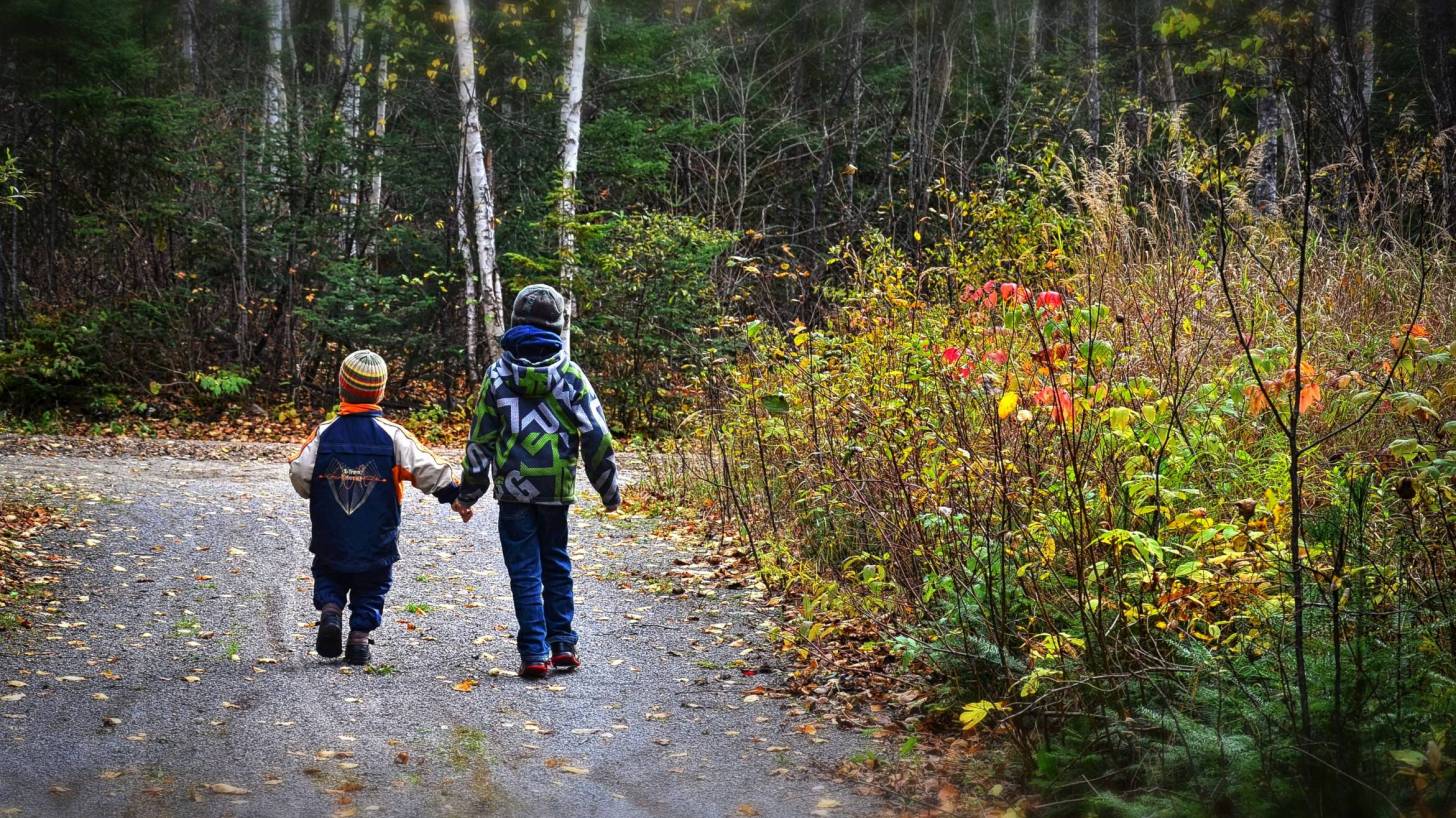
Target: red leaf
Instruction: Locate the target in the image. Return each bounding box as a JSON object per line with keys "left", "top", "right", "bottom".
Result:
{"left": 1035, "top": 290, "right": 1064, "bottom": 310}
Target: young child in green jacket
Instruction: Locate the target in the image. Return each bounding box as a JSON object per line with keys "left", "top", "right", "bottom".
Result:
{"left": 453, "top": 284, "right": 620, "bottom": 678}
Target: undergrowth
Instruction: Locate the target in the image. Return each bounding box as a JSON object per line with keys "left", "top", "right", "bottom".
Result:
{"left": 654, "top": 135, "right": 1456, "bottom": 815}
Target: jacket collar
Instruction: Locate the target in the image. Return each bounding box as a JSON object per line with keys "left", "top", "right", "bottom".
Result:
{"left": 338, "top": 402, "right": 383, "bottom": 416}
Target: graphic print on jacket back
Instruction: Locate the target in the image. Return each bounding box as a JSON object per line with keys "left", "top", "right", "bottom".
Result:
{"left": 308, "top": 412, "right": 401, "bottom": 572}
{"left": 318, "top": 459, "right": 387, "bottom": 516}
{"left": 458, "top": 349, "right": 620, "bottom": 507}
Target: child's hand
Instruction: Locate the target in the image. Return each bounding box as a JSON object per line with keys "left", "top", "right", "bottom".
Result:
{"left": 451, "top": 500, "right": 474, "bottom": 523}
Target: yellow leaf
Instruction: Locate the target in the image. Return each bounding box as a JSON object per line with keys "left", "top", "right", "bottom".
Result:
{"left": 452, "top": 678, "right": 478, "bottom": 693}
{"left": 997, "top": 391, "right": 1019, "bottom": 420}
{"left": 959, "top": 700, "right": 998, "bottom": 730}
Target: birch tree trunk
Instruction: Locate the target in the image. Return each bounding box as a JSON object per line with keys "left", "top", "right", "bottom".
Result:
{"left": 178, "top": 0, "right": 199, "bottom": 89}
{"left": 334, "top": 0, "right": 364, "bottom": 252}
{"left": 264, "top": 0, "right": 289, "bottom": 155}
{"left": 1027, "top": 0, "right": 1041, "bottom": 66}
{"left": 558, "top": 0, "right": 590, "bottom": 352}
{"left": 370, "top": 48, "right": 389, "bottom": 218}
{"left": 450, "top": 0, "right": 503, "bottom": 357}
{"left": 456, "top": 142, "right": 479, "bottom": 381}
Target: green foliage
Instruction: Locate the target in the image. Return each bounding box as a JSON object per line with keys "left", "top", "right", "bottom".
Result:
{"left": 0, "top": 313, "right": 104, "bottom": 410}
{"left": 192, "top": 369, "right": 252, "bottom": 399}
{"left": 504, "top": 210, "right": 733, "bottom": 432}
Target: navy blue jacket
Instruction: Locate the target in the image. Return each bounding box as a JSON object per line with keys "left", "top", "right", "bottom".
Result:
{"left": 289, "top": 406, "right": 459, "bottom": 573}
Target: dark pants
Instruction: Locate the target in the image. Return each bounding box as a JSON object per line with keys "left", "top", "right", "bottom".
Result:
{"left": 312, "top": 563, "right": 393, "bottom": 632}
{"left": 498, "top": 503, "right": 575, "bottom": 662}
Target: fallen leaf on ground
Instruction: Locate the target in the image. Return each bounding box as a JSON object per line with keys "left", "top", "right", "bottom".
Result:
{"left": 206, "top": 783, "right": 249, "bottom": 795}
{"left": 452, "top": 678, "right": 478, "bottom": 693}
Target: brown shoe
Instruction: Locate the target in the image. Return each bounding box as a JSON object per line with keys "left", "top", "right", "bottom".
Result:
{"left": 316, "top": 605, "right": 343, "bottom": 659}
{"left": 345, "top": 630, "right": 371, "bottom": 666}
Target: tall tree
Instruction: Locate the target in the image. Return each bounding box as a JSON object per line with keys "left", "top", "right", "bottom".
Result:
{"left": 455, "top": 140, "right": 479, "bottom": 381}
{"left": 450, "top": 0, "right": 503, "bottom": 356}
{"left": 370, "top": 38, "right": 389, "bottom": 219}
{"left": 334, "top": 0, "right": 364, "bottom": 251}
{"left": 178, "top": 0, "right": 199, "bottom": 89}
{"left": 264, "top": 0, "right": 289, "bottom": 145}
{"left": 557, "top": 0, "right": 590, "bottom": 348}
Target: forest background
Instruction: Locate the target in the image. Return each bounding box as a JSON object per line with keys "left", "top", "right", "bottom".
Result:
{"left": 3, "top": 0, "right": 1456, "bottom": 815}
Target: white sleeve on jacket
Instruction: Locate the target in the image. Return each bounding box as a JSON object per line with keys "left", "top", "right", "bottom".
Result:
{"left": 287, "top": 420, "right": 333, "bottom": 498}
{"left": 381, "top": 419, "right": 457, "bottom": 495}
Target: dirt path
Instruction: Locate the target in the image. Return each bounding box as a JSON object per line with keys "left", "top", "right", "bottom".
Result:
{"left": 0, "top": 440, "right": 891, "bottom": 818}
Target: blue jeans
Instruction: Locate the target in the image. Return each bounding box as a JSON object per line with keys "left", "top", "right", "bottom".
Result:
{"left": 498, "top": 503, "right": 576, "bottom": 662}
{"left": 312, "top": 562, "right": 393, "bottom": 632}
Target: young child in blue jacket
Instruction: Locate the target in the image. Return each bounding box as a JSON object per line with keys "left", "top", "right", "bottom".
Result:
{"left": 453, "top": 284, "right": 621, "bottom": 679}
{"left": 289, "top": 350, "right": 466, "bottom": 665}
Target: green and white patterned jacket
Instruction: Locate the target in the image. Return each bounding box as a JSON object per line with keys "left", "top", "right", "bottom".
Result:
{"left": 457, "top": 350, "right": 620, "bottom": 508}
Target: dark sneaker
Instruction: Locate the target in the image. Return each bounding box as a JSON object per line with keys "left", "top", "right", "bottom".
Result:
{"left": 316, "top": 607, "right": 343, "bottom": 659}
{"left": 519, "top": 659, "right": 551, "bottom": 679}
{"left": 345, "top": 630, "right": 371, "bottom": 666}
{"left": 550, "top": 648, "right": 580, "bottom": 672}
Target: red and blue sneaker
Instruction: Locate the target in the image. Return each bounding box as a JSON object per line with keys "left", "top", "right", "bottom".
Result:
{"left": 519, "top": 659, "right": 551, "bottom": 679}
{"left": 550, "top": 647, "right": 581, "bottom": 672}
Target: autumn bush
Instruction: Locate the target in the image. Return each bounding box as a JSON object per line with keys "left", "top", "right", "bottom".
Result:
{"left": 662, "top": 141, "right": 1456, "bottom": 814}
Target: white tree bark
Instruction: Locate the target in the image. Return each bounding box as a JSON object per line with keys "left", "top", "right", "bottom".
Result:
{"left": 456, "top": 141, "right": 479, "bottom": 381}
{"left": 334, "top": 0, "right": 364, "bottom": 249}
{"left": 558, "top": 0, "right": 590, "bottom": 351}
{"left": 370, "top": 48, "right": 389, "bottom": 217}
{"left": 450, "top": 0, "right": 503, "bottom": 356}
{"left": 178, "top": 0, "right": 199, "bottom": 88}
{"left": 1027, "top": 0, "right": 1040, "bottom": 65}
{"left": 264, "top": 0, "right": 289, "bottom": 141}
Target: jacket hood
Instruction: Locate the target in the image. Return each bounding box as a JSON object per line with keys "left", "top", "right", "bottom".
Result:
{"left": 498, "top": 350, "right": 573, "bottom": 398}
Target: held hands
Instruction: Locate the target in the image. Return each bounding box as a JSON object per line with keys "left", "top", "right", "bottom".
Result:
{"left": 451, "top": 500, "right": 474, "bottom": 523}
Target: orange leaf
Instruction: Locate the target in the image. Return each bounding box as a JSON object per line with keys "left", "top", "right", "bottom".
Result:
{"left": 1244, "top": 384, "right": 1268, "bottom": 416}
{"left": 1298, "top": 382, "right": 1321, "bottom": 414}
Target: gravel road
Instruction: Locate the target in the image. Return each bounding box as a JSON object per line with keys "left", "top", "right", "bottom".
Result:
{"left": 0, "top": 439, "right": 892, "bottom": 818}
